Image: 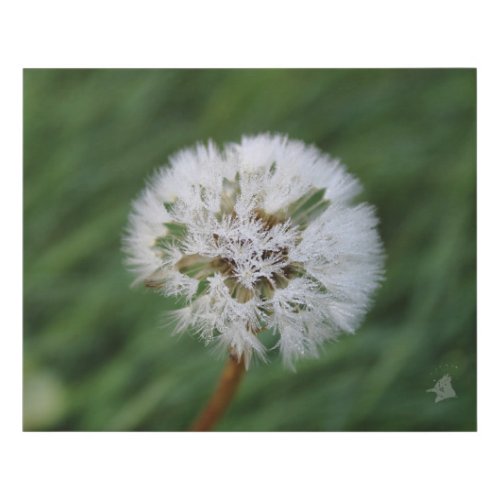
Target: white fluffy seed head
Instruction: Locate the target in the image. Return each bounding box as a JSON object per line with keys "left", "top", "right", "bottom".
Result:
{"left": 123, "top": 133, "right": 384, "bottom": 368}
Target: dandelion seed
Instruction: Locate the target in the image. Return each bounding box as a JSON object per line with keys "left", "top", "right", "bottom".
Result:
{"left": 124, "top": 133, "right": 384, "bottom": 368}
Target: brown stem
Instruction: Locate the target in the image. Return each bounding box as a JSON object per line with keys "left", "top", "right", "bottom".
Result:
{"left": 190, "top": 353, "right": 246, "bottom": 431}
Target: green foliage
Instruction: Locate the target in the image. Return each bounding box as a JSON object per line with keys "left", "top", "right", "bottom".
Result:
{"left": 23, "top": 69, "right": 476, "bottom": 431}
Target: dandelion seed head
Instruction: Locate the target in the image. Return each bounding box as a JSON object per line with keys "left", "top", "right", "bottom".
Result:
{"left": 124, "top": 133, "right": 384, "bottom": 368}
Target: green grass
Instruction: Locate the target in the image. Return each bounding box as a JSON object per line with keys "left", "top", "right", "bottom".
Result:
{"left": 23, "top": 69, "right": 476, "bottom": 431}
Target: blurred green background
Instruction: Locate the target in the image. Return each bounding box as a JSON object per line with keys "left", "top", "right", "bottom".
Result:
{"left": 23, "top": 69, "right": 476, "bottom": 431}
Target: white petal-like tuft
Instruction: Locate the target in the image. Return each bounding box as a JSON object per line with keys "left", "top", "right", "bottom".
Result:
{"left": 124, "top": 133, "right": 384, "bottom": 368}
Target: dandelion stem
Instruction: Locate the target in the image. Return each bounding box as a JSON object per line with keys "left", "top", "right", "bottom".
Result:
{"left": 190, "top": 352, "right": 246, "bottom": 431}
